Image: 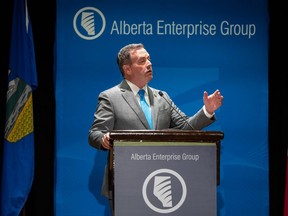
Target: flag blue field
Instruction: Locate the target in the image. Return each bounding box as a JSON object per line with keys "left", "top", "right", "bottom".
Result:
{"left": 1, "top": 0, "right": 38, "bottom": 215}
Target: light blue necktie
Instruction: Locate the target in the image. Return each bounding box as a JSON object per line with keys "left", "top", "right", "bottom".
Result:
{"left": 138, "top": 89, "right": 153, "bottom": 129}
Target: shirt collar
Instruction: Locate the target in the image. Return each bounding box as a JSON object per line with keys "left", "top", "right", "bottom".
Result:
{"left": 125, "top": 79, "right": 148, "bottom": 96}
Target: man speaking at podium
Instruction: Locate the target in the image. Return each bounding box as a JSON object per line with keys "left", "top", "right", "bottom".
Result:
{"left": 88, "top": 43, "right": 223, "bottom": 215}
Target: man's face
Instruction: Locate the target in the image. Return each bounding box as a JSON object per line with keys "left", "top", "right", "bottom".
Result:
{"left": 125, "top": 48, "right": 153, "bottom": 88}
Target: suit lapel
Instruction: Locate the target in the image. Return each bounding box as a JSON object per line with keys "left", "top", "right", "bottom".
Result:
{"left": 148, "top": 88, "right": 160, "bottom": 130}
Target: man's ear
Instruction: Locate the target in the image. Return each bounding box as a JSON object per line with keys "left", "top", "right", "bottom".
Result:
{"left": 123, "top": 65, "right": 131, "bottom": 75}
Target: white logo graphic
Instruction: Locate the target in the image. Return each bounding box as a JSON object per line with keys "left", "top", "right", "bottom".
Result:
{"left": 142, "top": 169, "right": 187, "bottom": 213}
{"left": 73, "top": 7, "right": 106, "bottom": 40}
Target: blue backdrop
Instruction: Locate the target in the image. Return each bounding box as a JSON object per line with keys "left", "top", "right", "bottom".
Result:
{"left": 55, "top": 0, "right": 268, "bottom": 215}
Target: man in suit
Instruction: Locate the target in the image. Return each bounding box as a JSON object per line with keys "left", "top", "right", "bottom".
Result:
{"left": 88, "top": 43, "right": 223, "bottom": 215}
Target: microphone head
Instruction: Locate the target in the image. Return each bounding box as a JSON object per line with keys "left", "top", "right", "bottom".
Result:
{"left": 158, "top": 91, "right": 163, "bottom": 96}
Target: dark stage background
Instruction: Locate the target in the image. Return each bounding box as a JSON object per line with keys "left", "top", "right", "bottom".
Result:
{"left": 0, "top": 0, "right": 286, "bottom": 215}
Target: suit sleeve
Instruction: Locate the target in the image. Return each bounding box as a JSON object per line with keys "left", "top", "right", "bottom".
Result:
{"left": 88, "top": 91, "right": 115, "bottom": 150}
{"left": 163, "top": 91, "right": 216, "bottom": 130}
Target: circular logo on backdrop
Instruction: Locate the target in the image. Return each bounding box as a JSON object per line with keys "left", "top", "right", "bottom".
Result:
{"left": 73, "top": 7, "right": 106, "bottom": 40}
{"left": 142, "top": 169, "right": 187, "bottom": 214}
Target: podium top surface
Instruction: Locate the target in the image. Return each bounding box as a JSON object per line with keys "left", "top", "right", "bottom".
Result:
{"left": 110, "top": 130, "right": 224, "bottom": 143}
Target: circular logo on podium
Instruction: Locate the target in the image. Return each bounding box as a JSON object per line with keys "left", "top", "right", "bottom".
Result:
{"left": 142, "top": 169, "right": 187, "bottom": 213}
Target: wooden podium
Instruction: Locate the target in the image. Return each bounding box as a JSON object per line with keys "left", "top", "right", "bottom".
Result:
{"left": 109, "top": 130, "right": 224, "bottom": 216}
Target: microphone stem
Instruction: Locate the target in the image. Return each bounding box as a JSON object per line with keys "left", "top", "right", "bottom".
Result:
{"left": 158, "top": 91, "right": 194, "bottom": 130}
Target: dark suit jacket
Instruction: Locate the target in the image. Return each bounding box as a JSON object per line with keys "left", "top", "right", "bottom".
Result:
{"left": 88, "top": 80, "right": 215, "bottom": 198}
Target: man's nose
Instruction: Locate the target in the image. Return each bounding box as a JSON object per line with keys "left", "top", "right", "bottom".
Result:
{"left": 147, "top": 59, "right": 152, "bottom": 66}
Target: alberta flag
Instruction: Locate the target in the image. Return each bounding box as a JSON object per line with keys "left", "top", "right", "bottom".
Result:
{"left": 1, "top": 0, "right": 38, "bottom": 215}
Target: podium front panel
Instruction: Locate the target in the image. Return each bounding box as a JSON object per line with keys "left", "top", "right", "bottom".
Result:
{"left": 114, "top": 141, "right": 216, "bottom": 216}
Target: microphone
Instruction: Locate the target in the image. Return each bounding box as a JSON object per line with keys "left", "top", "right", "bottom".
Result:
{"left": 158, "top": 91, "right": 194, "bottom": 130}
